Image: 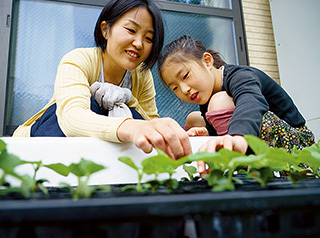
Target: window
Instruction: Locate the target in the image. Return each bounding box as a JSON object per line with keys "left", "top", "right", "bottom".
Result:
{"left": 0, "top": 0, "right": 247, "bottom": 136}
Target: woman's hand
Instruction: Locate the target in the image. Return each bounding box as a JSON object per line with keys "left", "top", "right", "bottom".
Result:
{"left": 197, "top": 135, "right": 248, "bottom": 177}
{"left": 187, "top": 127, "right": 209, "bottom": 137}
{"left": 117, "top": 117, "right": 192, "bottom": 160}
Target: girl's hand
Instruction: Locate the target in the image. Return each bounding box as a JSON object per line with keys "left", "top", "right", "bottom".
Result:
{"left": 197, "top": 135, "right": 248, "bottom": 177}
{"left": 187, "top": 127, "right": 209, "bottom": 137}
{"left": 117, "top": 117, "right": 192, "bottom": 160}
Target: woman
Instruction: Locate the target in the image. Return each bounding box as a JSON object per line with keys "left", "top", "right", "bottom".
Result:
{"left": 13, "top": 0, "right": 192, "bottom": 160}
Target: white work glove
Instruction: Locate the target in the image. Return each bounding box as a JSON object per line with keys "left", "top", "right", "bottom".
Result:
{"left": 91, "top": 82, "right": 133, "bottom": 117}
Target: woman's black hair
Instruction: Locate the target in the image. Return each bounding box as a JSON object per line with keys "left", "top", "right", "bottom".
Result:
{"left": 94, "top": 0, "right": 164, "bottom": 71}
{"left": 158, "top": 35, "right": 226, "bottom": 78}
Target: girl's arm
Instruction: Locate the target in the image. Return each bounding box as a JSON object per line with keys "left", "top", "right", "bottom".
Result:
{"left": 197, "top": 134, "right": 248, "bottom": 177}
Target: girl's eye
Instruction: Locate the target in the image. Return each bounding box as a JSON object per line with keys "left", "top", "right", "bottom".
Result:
{"left": 182, "top": 72, "right": 189, "bottom": 80}
{"left": 172, "top": 86, "right": 178, "bottom": 92}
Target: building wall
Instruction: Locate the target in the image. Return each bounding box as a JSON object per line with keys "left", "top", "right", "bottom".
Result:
{"left": 269, "top": 0, "right": 320, "bottom": 141}
{"left": 242, "top": 0, "right": 319, "bottom": 141}
{"left": 241, "top": 0, "right": 280, "bottom": 84}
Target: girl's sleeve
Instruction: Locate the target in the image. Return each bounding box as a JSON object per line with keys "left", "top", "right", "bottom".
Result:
{"left": 225, "top": 70, "right": 269, "bottom": 137}
{"left": 55, "top": 48, "right": 129, "bottom": 142}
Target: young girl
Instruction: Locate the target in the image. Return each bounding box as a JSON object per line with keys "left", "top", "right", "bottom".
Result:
{"left": 158, "top": 35, "right": 315, "bottom": 169}
{"left": 12, "top": 0, "right": 192, "bottom": 160}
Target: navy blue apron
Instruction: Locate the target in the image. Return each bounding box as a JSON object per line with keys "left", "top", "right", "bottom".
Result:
{"left": 31, "top": 97, "right": 143, "bottom": 137}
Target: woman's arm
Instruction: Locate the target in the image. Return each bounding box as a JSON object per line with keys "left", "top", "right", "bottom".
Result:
{"left": 117, "top": 117, "right": 192, "bottom": 160}
{"left": 54, "top": 48, "right": 130, "bottom": 142}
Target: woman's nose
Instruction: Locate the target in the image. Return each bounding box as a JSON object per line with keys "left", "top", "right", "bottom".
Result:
{"left": 132, "top": 36, "right": 143, "bottom": 49}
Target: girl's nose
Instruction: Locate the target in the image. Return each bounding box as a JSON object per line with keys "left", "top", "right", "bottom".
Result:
{"left": 181, "top": 83, "right": 191, "bottom": 95}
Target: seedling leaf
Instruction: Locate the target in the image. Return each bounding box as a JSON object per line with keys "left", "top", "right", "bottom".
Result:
{"left": 0, "top": 139, "right": 7, "bottom": 153}
{"left": 118, "top": 156, "right": 139, "bottom": 171}
{"left": 244, "top": 134, "right": 270, "bottom": 155}
{"left": 44, "top": 163, "right": 70, "bottom": 177}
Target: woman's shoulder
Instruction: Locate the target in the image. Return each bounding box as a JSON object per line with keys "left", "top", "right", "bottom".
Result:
{"left": 60, "top": 47, "right": 102, "bottom": 64}
{"left": 132, "top": 64, "right": 153, "bottom": 81}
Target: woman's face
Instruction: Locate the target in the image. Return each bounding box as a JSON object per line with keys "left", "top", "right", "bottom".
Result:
{"left": 102, "top": 7, "right": 154, "bottom": 71}
{"left": 161, "top": 56, "right": 215, "bottom": 105}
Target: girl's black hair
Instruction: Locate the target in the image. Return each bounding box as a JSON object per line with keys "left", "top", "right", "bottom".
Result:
{"left": 158, "top": 35, "right": 226, "bottom": 77}
{"left": 94, "top": 0, "right": 164, "bottom": 71}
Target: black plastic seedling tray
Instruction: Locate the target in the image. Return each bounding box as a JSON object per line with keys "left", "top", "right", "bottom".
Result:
{"left": 1, "top": 177, "right": 320, "bottom": 238}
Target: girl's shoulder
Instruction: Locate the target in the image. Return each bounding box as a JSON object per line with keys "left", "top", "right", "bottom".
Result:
{"left": 223, "top": 64, "right": 274, "bottom": 84}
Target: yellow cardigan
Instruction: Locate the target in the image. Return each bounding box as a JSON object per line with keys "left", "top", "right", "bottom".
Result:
{"left": 13, "top": 47, "right": 159, "bottom": 142}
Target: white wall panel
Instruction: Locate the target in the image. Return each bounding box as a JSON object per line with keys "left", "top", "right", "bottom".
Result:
{"left": 269, "top": 0, "right": 320, "bottom": 141}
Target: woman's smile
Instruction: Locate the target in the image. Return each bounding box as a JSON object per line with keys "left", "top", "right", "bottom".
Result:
{"left": 125, "top": 50, "right": 140, "bottom": 59}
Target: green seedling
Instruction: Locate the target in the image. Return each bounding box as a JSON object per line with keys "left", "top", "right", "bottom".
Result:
{"left": 119, "top": 150, "right": 182, "bottom": 193}
{"left": 60, "top": 158, "right": 109, "bottom": 200}
{"left": 118, "top": 156, "right": 146, "bottom": 193}
{"left": 22, "top": 160, "right": 71, "bottom": 195}
{"left": 182, "top": 164, "right": 198, "bottom": 182}
{"left": 141, "top": 150, "right": 181, "bottom": 193}
{"left": 0, "top": 142, "right": 34, "bottom": 198}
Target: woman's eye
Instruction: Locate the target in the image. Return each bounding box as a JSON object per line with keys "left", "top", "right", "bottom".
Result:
{"left": 146, "top": 37, "right": 153, "bottom": 43}
{"left": 182, "top": 72, "right": 189, "bottom": 80}
{"left": 172, "top": 86, "right": 178, "bottom": 92}
{"left": 126, "top": 28, "right": 136, "bottom": 33}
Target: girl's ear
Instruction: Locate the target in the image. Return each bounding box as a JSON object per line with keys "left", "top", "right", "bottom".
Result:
{"left": 100, "top": 21, "right": 110, "bottom": 39}
{"left": 202, "top": 52, "right": 214, "bottom": 68}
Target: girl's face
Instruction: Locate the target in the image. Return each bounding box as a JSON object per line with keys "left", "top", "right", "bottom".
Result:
{"left": 102, "top": 7, "right": 154, "bottom": 71}
{"left": 161, "top": 54, "right": 218, "bottom": 105}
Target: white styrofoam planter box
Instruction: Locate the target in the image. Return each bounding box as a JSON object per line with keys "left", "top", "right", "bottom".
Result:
{"left": 1, "top": 137, "right": 212, "bottom": 186}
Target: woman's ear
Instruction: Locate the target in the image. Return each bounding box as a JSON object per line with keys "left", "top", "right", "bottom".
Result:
{"left": 202, "top": 52, "right": 214, "bottom": 68}
{"left": 100, "top": 21, "right": 110, "bottom": 39}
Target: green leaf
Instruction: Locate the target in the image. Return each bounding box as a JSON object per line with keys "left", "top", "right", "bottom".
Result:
{"left": 37, "top": 183, "right": 49, "bottom": 195}
{"left": 121, "top": 184, "right": 138, "bottom": 192}
{"left": 69, "top": 163, "right": 85, "bottom": 177}
{"left": 142, "top": 150, "right": 177, "bottom": 175}
{"left": 69, "top": 158, "right": 105, "bottom": 177}
{"left": 205, "top": 169, "right": 224, "bottom": 187}
{"left": 95, "top": 185, "right": 111, "bottom": 194}
{"left": 118, "top": 156, "right": 139, "bottom": 172}
{"left": 0, "top": 139, "right": 6, "bottom": 154}
{"left": 60, "top": 182, "right": 74, "bottom": 195}
{"left": 244, "top": 135, "right": 270, "bottom": 155}
{"left": 0, "top": 150, "right": 23, "bottom": 175}
{"left": 188, "top": 150, "right": 243, "bottom": 172}
{"left": 228, "top": 153, "right": 266, "bottom": 171}
{"left": 246, "top": 167, "right": 274, "bottom": 187}
{"left": 161, "top": 178, "right": 179, "bottom": 193}
{"left": 183, "top": 164, "right": 197, "bottom": 181}
{"left": 265, "top": 147, "right": 293, "bottom": 171}
{"left": 186, "top": 151, "right": 218, "bottom": 162}
{"left": 80, "top": 158, "right": 106, "bottom": 175}
{"left": 288, "top": 171, "right": 306, "bottom": 187}
{"left": 212, "top": 177, "right": 235, "bottom": 192}
{"left": 44, "top": 163, "right": 70, "bottom": 177}
{"left": 295, "top": 149, "right": 320, "bottom": 176}
{"left": 143, "top": 179, "right": 161, "bottom": 194}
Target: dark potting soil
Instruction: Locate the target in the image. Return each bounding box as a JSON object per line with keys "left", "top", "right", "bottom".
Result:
{"left": 1, "top": 175, "right": 320, "bottom": 201}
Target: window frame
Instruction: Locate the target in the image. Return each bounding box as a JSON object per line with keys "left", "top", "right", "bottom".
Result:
{"left": 0, "top": 0, "right": 248, "bottom": 136}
